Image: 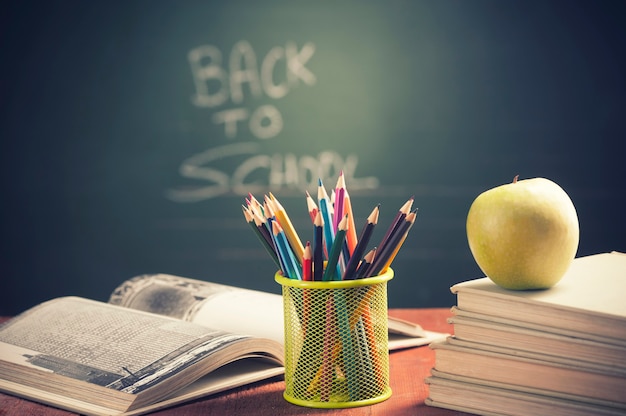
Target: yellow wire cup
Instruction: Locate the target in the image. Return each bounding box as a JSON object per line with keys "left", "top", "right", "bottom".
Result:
{"left": 275, "top": 268, "right": 393, "bottom": 408}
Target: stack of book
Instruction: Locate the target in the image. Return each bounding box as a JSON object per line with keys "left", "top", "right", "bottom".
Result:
{"left": 425, "top": 251, "right": 626, "bottom": 416}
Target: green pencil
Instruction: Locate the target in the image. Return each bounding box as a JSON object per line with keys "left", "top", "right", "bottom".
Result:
{"left": 322, "top": 214, "right": 348, "bottom": 281}
{"left": 243, "top": 205, "right": 281, "bottom": 269}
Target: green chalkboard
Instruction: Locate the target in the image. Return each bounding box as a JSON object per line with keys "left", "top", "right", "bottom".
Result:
{"left": 2, "top": 1, "right": 625, "bottom": 315}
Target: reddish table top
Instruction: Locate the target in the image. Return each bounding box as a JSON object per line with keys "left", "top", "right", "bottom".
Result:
{"left": 0, "top": 308, "right": 473, "bottom": 416}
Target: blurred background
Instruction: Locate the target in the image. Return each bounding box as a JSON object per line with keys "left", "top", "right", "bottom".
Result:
{"left": 1, "top": 0, "right": 625, "bottom": 316}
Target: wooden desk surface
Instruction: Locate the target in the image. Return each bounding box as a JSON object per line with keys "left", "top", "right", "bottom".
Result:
{"left": 0, "top": 309, "right": 473, "bottom": 416}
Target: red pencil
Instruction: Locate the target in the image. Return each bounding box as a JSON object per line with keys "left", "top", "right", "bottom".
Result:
{"left": 302, "top": 241, "right": 313, "bottom": 281}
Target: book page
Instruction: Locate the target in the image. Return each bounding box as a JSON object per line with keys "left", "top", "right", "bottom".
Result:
{"left": 108, "top": 274, "right": 440, "bottom": 346}
{"left": 109, "top": 274, "right": 285, "bottom": 344}
{"left": 0, "top": 297, "right": 259, "bottom": 394}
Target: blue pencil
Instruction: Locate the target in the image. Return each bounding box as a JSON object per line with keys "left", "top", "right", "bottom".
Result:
{"left": 272, "top": 221, "right": 302, "bottom": 280}
{"left": 317, "top": 179, "right": 335, "bottom": 261}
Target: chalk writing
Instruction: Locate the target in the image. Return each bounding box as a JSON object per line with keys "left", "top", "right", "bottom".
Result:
{"left": 166, "top": 143, "right": 379, "bottom": 203}
{"left": 190, "top": 40, "right": 316, "bottom": 108}
{"left": 167, "top": 40, "right": 379, "bottom": 202}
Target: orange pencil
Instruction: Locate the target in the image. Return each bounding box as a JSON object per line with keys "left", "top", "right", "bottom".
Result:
{"left": 344, "top": 189, "right": 358, "bottom": 255}
{"left": 321, "top": 294, "right": 336, "bottom": 401}
{"left": 305, "top": 190, "right": 318, "bottom": 223}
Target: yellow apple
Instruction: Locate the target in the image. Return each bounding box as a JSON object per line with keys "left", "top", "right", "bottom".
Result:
{"left": 466, "top": 176, "right": 579, "bottom": 290}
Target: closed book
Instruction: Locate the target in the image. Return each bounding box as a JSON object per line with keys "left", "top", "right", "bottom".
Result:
{"left": 449, "top": 312, "right": 626, "bottom": 369}
{"left": 451, "top": 252, "right": 626, "bottom": 343}
{"left": 429, "top": 338, "right": 626, "bottom": 407}
{"left": 426, "top": 369, "right": 626, "bottom": 416}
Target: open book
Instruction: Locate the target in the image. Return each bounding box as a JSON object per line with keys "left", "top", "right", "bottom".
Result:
{"left": 0, "top": 274, "right": 445, "bottom": 415}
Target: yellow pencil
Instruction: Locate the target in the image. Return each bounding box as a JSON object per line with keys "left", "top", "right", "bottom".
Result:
{"left": 269, "top": 193, "right": 305, "bottom": 264}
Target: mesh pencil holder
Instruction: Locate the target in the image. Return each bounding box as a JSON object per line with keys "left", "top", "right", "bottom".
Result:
{"left": 275, "top": 268, "right": 393, "bottom": 408}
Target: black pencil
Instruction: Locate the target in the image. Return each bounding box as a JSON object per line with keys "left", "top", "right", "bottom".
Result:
{"left": 355, "top": 248, "right": 377, "bottom": 279}
{"left": 375, "top": 196, "right": 413, "bottom": 257}
{"left": 313, "top": 210, "right": 324, "bottom": 281}
{"left": 342, "top": 204, "right": 380, "bottom": 280}
{"left": 243, "top": 205, "right": 281, "bottom": 269}
{"left": 366, "top": 209, "right": 417, "bottom": 277}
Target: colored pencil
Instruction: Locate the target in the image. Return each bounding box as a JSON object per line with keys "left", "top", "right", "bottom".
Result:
{"left": 321, "top": 294, "right": 335, "bottom": 401}
{"left": 247, "top": 193, "right": 264, "bottom": 216}
{"left": 367, "top": 209, "right": 417, "bottom": 277}
{"left": 360, "top": 303, "right": 386, "bottom": 391}
{"left": 378, "top": 209, "right": 418, "bottom": 274}
{"left": 249, "top": 207, "right": 273, "bottom": 247}
{"left": 339, "top": 237, "right": 350, "bottom": 279}
{"left": 243, "top": 176, "right": 418, "bottom": 282}
{"left": 262, "top": 194, "right": 276, "bottom": 238}
{"left": 355, "top": 248, "right": 377, "bottom": 280}
{"left": 272, "top": 221, "right": 302, "bottom": 280}
{"left": 243, "top": 205, "right": 276, "bottom": 258}
{"left": 342, "top": 204, "right": 379, "bottom": 280}
{"left": 322, "top": 214, "right": 348, "bottom": 281}
{"left": 333, "top": 171, "right": 346, "bottom": 232}
{"left": 302, "top": 241, "right": 313, "bottom": 281}
{"left": 263, "top": 195, "right": 275, "bottom": 224}
{"left": 305, "top": 190, "right": 318, "bottom": 223}
{"left": 243, "top": 205, "right": 281, "bottom": 269}
{"left": 269, "top": 193, "right": 305, "bottom": 265}
{"left": 334, "top": 172, "right": 349, "bottom": 275}
{"left": 313, "top": 210, "right": 324, "bottom": 281}
{"left": 317, "top": 178, "right": 335, "bottom": 259}
{"left": 375, "top": 196, "right": 413, "bottom": 257}
{"left": 334, "top": 289, "right": 358, "bottom": 400}
{"left": 343, "top": 189, "right": 358, "bottom": 255}
{"left": 354, "top": 317, "right": 374, "bottom": 391}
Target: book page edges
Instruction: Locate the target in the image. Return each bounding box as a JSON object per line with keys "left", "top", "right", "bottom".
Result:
{"left": 121, "top": 359, "right": 284, "bottom": 416}
{"left": 444, "top": 336, "right": 626, "bottom": 377}
{"left": 0, "top": 360, "right": 285, "bottom": 416}
{"left": 427, "top": 369, "right": 626, "bottom": 411}
{"left": 430, "top": 338, "right": 626, "bottom": 376}
{"left": 0, "top": 378, "right": 124, "bottom": 416}
{"left": 425, "top": 372, "right": 626, "bottom": 415}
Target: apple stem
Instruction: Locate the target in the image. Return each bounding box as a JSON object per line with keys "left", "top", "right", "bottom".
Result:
{"left": 513, "top": 175, "right": 519, "bottom": 183}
